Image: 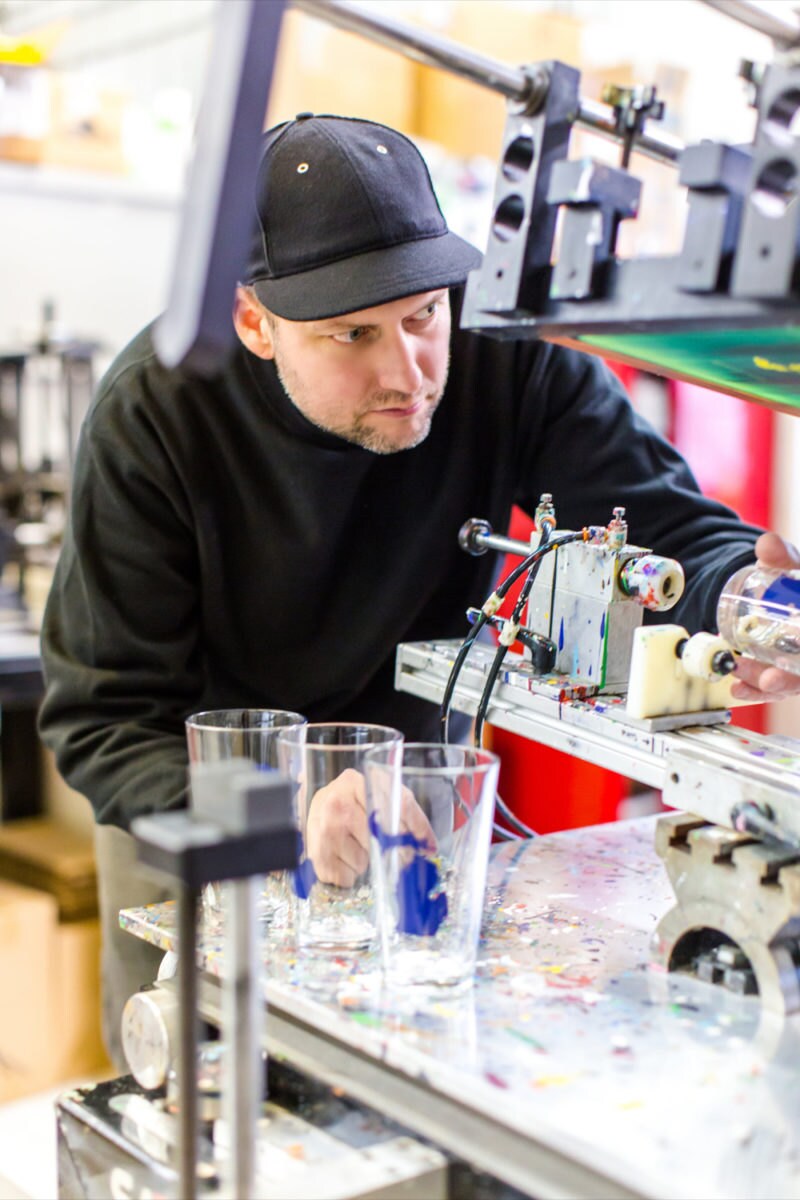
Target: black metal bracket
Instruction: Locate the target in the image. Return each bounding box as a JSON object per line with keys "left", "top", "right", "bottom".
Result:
{"left": 732, "top": 62, "right": 800, "bottom": 298}
{"left": 678, "top": 141, "right": 752, "bottom": 293}
{"left": 462, "top": 60, "right": 581, "bottom": 317}
{"left": 547, "top": 158, "right": 641, "bottom": 301}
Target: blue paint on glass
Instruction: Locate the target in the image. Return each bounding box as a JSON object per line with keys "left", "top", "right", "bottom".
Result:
{"left": 397, "top": 857, "right": 448, "bottom": 936}
{"left": 558, "top": 618, "right": 565, "bottom": 651}
{"left": 370, "top": 812, "right": 446, "bottom": 936}
{"left": 292, "top": 857, "right": 317, "bottom": 899}
{"left": 600, "top": 612, "right": 606, "bottom": 638}
{"left": 368, "top": 810, "right": 426, "bottom": 851}
{"left": 763, "top": 575, "right": 800, "bottom": 609}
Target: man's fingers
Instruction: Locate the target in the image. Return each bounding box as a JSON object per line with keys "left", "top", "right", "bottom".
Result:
{"left": 342, "top": 831, "right": 370, "bottom": 876}
{"left": 305, "top": 769, "right": 370, "bottom": 886}
{"left": 313, "top": 830, "right": 370, "bottom": 888}
{"left": 399, "top": 786, "right": 437, "bottom": 852}
{"left": 755, "top": 530, "right": 800, "bottom": 568}
{"left": 337, "top": 767, "right": 367, "bottom": 812}
{"left": 732, "top": 661, "right": 799, "bottom": 700}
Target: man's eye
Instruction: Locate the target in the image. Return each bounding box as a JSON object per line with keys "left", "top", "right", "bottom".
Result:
{"left": 333, "top": 327, "right": 366, "bottom": 344}
{"left": 413, "top": 301, "right": 440, "bottom": 322}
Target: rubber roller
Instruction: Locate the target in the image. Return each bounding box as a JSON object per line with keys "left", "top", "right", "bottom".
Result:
{"left": 678, "top": 632, "right": 737, "bottom": 681}
{"left": 619, "top": 555, "right": 685, "bottom": 611}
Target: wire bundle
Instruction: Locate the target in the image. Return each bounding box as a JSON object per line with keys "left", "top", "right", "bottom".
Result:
{"left": 439, "top": 527, "right": 589, "bottom": 840}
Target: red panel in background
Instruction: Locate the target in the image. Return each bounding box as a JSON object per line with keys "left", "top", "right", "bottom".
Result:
{"left": 489, "top": 506, "right": 628, "bottom": 835}
{"left": 669, "top": 378, "right": 774, "bottom": 735}
{"left": 669, "top": 379, "right": 773, "bottom": 530}
{"left": 490, "top": 367, "right": 774, "bottom": 832}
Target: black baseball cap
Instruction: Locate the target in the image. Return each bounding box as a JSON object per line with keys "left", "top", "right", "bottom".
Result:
{"left": 243, "top": 113, "right": 482, "bottom": 321}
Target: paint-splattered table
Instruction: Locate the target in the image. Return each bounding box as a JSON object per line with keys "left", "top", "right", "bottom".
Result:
{"left": 121, "top": 816, "right": 800, "bottom": 1200}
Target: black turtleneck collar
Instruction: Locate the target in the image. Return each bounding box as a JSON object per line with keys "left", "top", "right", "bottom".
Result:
{"left": 239, "top": 345, "right": 378, "bottom": 455}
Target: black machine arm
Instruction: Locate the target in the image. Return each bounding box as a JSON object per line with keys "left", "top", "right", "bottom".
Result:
{"left": 155, "top": 0, "right": 800, "bottom": 417}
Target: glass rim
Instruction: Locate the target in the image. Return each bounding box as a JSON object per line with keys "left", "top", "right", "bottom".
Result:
{"left": 185, "top": 708, "right": 308, "bottom": 732}
{"left": 364, "top": 742, "right": 500, "bottom": 775}
{"left": 276, "top": 721, "right": 403, "bottom": 749}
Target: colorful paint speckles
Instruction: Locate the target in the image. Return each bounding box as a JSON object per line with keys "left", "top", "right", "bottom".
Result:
{"left": 121, "top": 818, "right": 800, "bottom": 1199}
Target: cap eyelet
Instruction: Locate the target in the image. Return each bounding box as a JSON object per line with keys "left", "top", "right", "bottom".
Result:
{"left": 376, "top": 144, "right": 388, "bottom": 155}
{"left": 297, "top": 162, "right": 309, "bottom": 174}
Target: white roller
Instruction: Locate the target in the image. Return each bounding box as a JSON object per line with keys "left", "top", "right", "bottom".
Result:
{"left": 680, "top": 632, "right": 735, "bottom": 682}
{"left": 626, "top": 624, "right": 740, "bottom": 719}
{"left": 621, "top": 555, "right": 685, "bottom": 611}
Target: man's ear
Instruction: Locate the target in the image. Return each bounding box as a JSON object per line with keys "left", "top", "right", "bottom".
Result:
{"left": 233, "top": 287, "right": 276, "bottom": 359}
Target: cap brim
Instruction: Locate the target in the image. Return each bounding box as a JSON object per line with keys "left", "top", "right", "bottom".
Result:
{"left": 251, "top": 230, "right": 482, "bottom": 321}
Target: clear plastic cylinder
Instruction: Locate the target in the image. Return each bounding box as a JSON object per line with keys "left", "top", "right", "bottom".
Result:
{"left": 717, "top": 564, "right": 800, "bottom": 675}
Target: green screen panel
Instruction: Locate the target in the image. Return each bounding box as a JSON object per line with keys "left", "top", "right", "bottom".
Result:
{"left": 575, "top": 327, "right": 800, "bottom": 412}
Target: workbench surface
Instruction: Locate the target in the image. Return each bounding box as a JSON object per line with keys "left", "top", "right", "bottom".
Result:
{"left": 121, "top": 817, "right": 800, "bottom": 1200}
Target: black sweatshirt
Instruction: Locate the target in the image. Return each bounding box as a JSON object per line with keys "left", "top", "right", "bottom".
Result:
{"left": 38, "top": 294, "right": 761, "bottom": 830}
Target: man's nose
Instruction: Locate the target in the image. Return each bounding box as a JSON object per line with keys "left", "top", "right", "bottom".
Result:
{"left": 375, "top": 331, "right": 424, "bottom": 395}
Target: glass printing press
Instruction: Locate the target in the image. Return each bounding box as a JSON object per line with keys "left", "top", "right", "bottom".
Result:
{"left": 57, "top": 2, "right": 800, "bottom": 1198}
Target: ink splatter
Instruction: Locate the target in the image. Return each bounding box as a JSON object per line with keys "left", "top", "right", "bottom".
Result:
{"left": 368, "top": 810, "right": 427, "bottom": 851}
{"left": 397, "top": 855, "right": 448, "bottom": 936}
{"left": 293, "top": 857, "right": 317, "bottom": 899}
{"left": 370, "top": 812, "right": 448, "bottom": 936}
{"left": 484, "top": 1070, "right": 509, "bottom": 1088}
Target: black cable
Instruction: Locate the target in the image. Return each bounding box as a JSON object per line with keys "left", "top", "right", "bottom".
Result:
{"left": 439, "top": 610, "right": 489, "bottom": 743}
{"left": 493, "top": 820, "right": 518, "bottom": 841}
{"left": 474, "top": 524, "right": 553, "bottom": 749}
{"left": 473, "top": 528, "right": 582, "bottom": 746}
{"left": 495, "top": 792, "right": 538, "bottom": 838}
{"left": 510, "top": 522, "right": 551, "bottom": 625}
{"left": 473, "top": 640, "right": 509, "bottom": 751}
{"left": 472, "top": 524, "right": 558, "bottom": 838}
{"left": 439, "top": 529, "right": 585, "bottom": 745}
{"left": 494, "top": 530, "right": 585, "bottom": 602}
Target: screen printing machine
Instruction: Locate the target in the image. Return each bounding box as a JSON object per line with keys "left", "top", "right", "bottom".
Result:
{"left": 55, "top": 2, "right": 800, "bottom": 1198}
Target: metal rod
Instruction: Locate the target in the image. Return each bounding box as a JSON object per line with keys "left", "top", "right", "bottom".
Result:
{"left": 177, "top": 884, "right": 199, "bottom": 1200}
{"left": 476, "top": 531, "right": 533, "bottom": 558}
{"left": 223, "top": 877, "right": 262, "bottom": 1200}
{"left": 293, "top": 0, "right": 530, "bottom": 102}
{"left": 294, "top": 0, "right": 685, "bottom": 167}
{"left": 699, "top": 0, "right": 800, "bottom": 47}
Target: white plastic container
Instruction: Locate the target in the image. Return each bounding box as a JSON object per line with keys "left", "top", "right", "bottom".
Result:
{"left": 717, "top": 564, "right": 800, "bottom": 674}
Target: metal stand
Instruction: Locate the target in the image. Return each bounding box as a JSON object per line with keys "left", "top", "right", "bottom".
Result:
{"left": 132, "top": 762, "right": 298, "bottom": 1199}
{"left": 653, "top": 813, "right": 800, "bottom": 1015}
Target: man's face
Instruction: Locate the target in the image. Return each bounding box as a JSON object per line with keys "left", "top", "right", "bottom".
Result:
{"left": 263, "top": 289, "right": 451, "bottom": 454}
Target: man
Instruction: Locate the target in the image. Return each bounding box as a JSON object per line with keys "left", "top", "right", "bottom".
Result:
{"left": 38, "top": 114, "right": 798, "bottom": 1063}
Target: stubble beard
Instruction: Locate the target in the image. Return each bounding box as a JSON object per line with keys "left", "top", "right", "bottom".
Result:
{"left": 273, "top": 351, "right": 449, "bottom": 455}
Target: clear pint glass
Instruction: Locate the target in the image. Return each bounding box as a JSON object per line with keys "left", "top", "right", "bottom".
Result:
{"left": 185, "top": 708, "right": 306, "bottom": 925}
{"left": 277, "top": 723, "right": 403, "bottom": 952}
{"left": 365, "top": 743, "right": 499, "bottom": 991}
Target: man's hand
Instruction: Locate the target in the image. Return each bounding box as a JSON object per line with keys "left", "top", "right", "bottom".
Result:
{"left": 730, "top": 531, "right": 800, "bottom": 702}
{"left": 306, "top": 768, "right": 436, "bottom": 888}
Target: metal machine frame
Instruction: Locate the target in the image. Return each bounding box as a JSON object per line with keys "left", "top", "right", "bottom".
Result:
{"left": 85, "top": 4, "right": 800, "bottom": 1196}
{"left": 155, "top": 0, "right": 800, "bottom": 416}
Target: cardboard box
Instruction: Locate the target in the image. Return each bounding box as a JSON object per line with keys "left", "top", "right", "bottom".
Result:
{"left": 0, "top": 63, "right": 50, "bottom": 164}
{"left": 414, "top": 5, "right": 583, "bottom": 159}
{"left": 0, "top": 70, "right": 128, "bottom": 174}
{"left": 0, "top": 815, "right": 97, "bottom": 921}
{"left": 266, "top": 9, "right": 417, "bottom": 136}
{"left": 0, "top": 880, "right": 55, "bottom": 1103}
{"left": 40, "top": 77, "right": 128, "bottom": 174}
{"left": 0, "top": 880, "right": 109, "bottom": 1104}
{"left": 50, "top": 916, "right": 109, "bottom": 1085}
